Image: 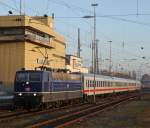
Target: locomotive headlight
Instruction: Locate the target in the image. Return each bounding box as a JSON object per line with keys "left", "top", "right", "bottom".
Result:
{"left": 33, "top": 93, "right": 37, "bottom": 96}
{"left": 18, "top": 93, "right": 22, "bottom": 96}
{"left": 26, "top": 81, "right": 29, "bottom": 85}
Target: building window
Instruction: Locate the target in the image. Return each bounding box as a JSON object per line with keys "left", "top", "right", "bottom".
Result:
{"left": 0, "top": 28, "right": 24, "bottom": 35}
{"left": 25, "top": 29, "right": 51, "bottom": 44}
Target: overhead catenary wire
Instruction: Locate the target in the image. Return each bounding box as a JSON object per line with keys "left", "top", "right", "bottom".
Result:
{"left": 0, "top": 1, "right": 20, "bottom": 13}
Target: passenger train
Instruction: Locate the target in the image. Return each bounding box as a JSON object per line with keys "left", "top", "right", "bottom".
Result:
{"left": 14, "top": 70, "right": 141, "bottom": 109}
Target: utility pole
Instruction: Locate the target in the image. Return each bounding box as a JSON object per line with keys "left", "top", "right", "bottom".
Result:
{"left": 77, "top": 28, "right": 81, "bottom": 58}
{"left": 20, "top": 0, "right": 22, "bottom": 15}
{"left": 92, "top": 3, "right": 98, "bottom": 103}
{"left": 95, "top": 39, "right": 99, "bottom": 74}
{"left": 108, "top": 40, "right": 112, "bottom": 74}
{"left": 91, "top": 40, "right": 94, "bottom": 73}
{"left": 82, "top": 2, "right": 98, "bottom": 103}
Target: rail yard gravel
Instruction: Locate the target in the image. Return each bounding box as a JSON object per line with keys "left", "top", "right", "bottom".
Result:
{"left": 67, "top": 93, "right": 150, "bottom": 128}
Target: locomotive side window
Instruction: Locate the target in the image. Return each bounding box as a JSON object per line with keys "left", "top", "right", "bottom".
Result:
{"left": 29, "top": 72, "right": 41, "bottom": 82}
{"left": 16, "top": 72, "right": 28, "bottom": 82}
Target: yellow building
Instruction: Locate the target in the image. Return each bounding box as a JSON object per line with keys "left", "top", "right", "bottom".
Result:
{"left": 0, "top": 15, "right": 66, "bottom": 93}
{"left": 66, "top": 55, "right": 88, "bottom": 73}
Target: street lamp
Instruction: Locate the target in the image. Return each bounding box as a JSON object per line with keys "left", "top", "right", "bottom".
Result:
{"left": 83, "top": 3, "right": 98, "bottom": 103}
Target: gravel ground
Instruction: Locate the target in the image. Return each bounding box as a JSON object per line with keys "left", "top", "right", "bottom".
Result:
{"left": 67, "top": 94, "right": 150, "bottom": 128}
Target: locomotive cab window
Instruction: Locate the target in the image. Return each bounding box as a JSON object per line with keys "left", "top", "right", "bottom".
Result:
{"left": 29, "top": 72, "right": 41, "bottom": 82}
{"left": 16, "top": 72, "right": 28, "bottom": 82}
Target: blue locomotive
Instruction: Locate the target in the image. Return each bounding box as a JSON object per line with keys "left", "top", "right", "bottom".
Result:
{"left": 14, "top": 70, "right": 83, "bottom": 109}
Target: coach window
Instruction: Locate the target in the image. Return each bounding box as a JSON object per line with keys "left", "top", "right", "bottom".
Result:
{"left": 90, "top": 80, "right": 92, "bottom": 87}
{"left": 87, "top": 80, "right": 89, "bottom": 87}
{"left": 91, "top": 80, "right": 93, "bottom": 87}
{"left": 109, "top": 81, "right": 111, "bottom": 87}
{"left": 92, "top": 80, "right": 94, "bottom": 87}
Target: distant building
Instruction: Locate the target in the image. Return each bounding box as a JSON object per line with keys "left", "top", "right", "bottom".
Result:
{"left": 0, "top": 15, "right": 66, "bottom": 93}
{"left": 66, "top": 55, "right": 88, "bottom": 73}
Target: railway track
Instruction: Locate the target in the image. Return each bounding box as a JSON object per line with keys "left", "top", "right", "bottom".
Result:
{"left": 24, "top": 93, "right": 139, "bottom": 128}
{"left": 0, "top": 93, "right": 140, "bottom": 127}
{"left": 0, "top": 102, "right": 90, "bottom": 123}
{"left": 0, "top": 94, "right": 117, "bottom": 123}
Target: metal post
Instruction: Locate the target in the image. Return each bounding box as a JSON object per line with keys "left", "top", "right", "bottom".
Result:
{"left": 92, "top": 3, "right": 98, "bottom": 103}
{"left": 91, "top": 40, "right": 94, "bottom": 73}
{"left": 96, "top": 39, "right": 99, "bottom": 74}
{"left": 108, "top": 41, "right": 112, "bottom": 74}
{"left": 77, "top": 28, "right": 81, "bottom": 58}
{"left": 82, "top": 3, "right": 98, "bottom": 103}
{"left": 20, "top": 0, "right": 22, "bottom": 15}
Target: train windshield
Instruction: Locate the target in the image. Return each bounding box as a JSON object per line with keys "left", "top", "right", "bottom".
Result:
{"left": 16, "top": 72, "right": 28, "bottom": 82}
{"left": 16, "top": 72, "right": 41, "bottom": 82}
